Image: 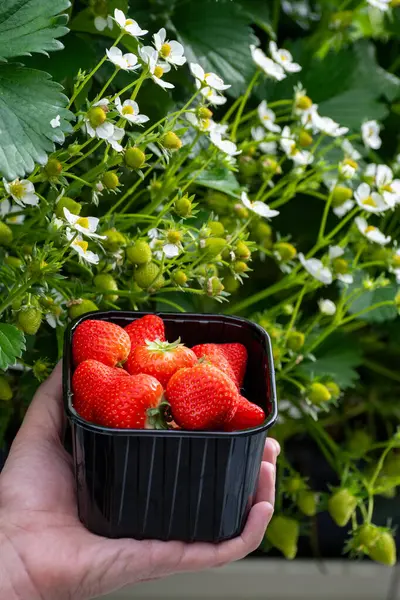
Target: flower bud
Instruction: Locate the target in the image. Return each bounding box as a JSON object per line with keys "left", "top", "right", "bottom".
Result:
{"left": 161, "top": 132, "right": 183, "bottom": 151}
{"left": 298, "top": 130, "right": 313, "bottom": 148}
{"left": 296, "top": 95, "right": 313, "bottom": 110}
{"left": 44, "top": 158, "right": 62, "bottom": 178}
{"left": 274, "top": 242, "right": 297, "bottom": 261}
{"left": 308, "top": 382, "right": 331, "bottom": 405}
{"left": 332, "top": 185, "right": 353, "bottom": 207}
{"left": 287, "top": 331, "right": 305, "bottom": 352}
{"left": 87, "top": 106, "right": 107, "bottom": 128}
{"left": 102, "top": 171, "right": 119, "bottom": 190}
{"left": 125, "top": 147, "right": 146, "bottom": 169}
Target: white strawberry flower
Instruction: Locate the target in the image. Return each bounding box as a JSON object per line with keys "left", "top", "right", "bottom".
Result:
{"left": 83, "top": 99, "right": 112, "bottom": 139}
{"left": 113, "top": 9, "right": 148, "bottom": 37}
{"left": 299, "top": 254, "right": 333, "bottom": 285}
{"left": 313, "top": 114, "right": 348, "bottom": 137}
{"left": 0, "top": 199, "right": 25, "bottom": 224}
{"left": 163, "top": 243, "right": 180, "bottom": 258}
{"left": 94, "top": 15, "right": 113, "bottom": 31}
{"left": 186, "top": 112, "right": 217, "bottom": 132}
{"left": 258, "top": 101, "right": 281, "bottom": 133}
{"left": 355, "top": 182, "right": 388, "bottom": 213}
{"left": 190, "top": 63, "right": 230, "bottom": 91}
{"left": 107, "top": 125, "right": 125, "bottom": 152}
{"left": 329, "top": 246, "right": 353, "bottom": 284}
{"left": 269, "top": 41, "right": 301, "bottom": 73}
{"left": 318, "top": 298, "right": 336, "bottom": 315}
{"left": 67, "top": 231, "right": 100, "bottom": 264}
{"left": 63, "top": 208, "right": 105, "bottom": 239}
{"left": 250, "top": 45, "right": 286, "bottom": 81}
{"left": 115, "top": 97, "right": 149, "bottom": 125}
{"left": 355, "top": 217, "right": 391, "bottom": 245}
{"left": 338, "top": 161, "right": 356, "bottom": 180}
{"left": 200, "top": 86, "right": 227, "bottom": 106}
{"left": 153, "top": 28, "right": 186, "bottom": 66}
{"left": 3, "top": 178, "right": 39, "bottom": 207}
{"left": 342, "top": 139, "right": 361, "bottom": 160}
{"left": 333, "top": 200, "right": 355, "bottom": 218}
{"left": 367, "top": 0, "right": 391, "bottom": 10}
{"left": 106, "top": 47, "right": 140, "bottom": 71}
{"left": 210, "top": 131, "right": 241, "bottom": 156}
{"left": 362, "top": 120, "right": 382, "bottom": 149}
{"left": 140, "top": 47, "right": 174, "bottom": 89}
{"left": 251, "top": 126, "right": 278, "bottom": 154}
{"left": 373, "top": 165, "right": 400, "bottom": 208}
{"left": 241, "top": 191, "right": 279, "bottom": 219}
{"left": 280, "top": 126, "right": 313, "bottom": 165}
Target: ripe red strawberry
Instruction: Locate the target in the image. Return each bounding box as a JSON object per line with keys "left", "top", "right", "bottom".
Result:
{"left": 191, "top": 342, "right": 247, "bottom": 388}
{"left": 126, "top": 339, "right": 197, "bottom": 387}
{"left": 93, "top": 373, "right": 164, "bottom": 429}
{"left": 166, "top": 364, "right": 240, "bottom": 430}
{"left": 72, "top": 359, "right": 129, "bottom": 421}
{"left": 224, "top": 395, "right": 266, "bottom": 431}
{"left": 72, "top": 320, "right": 131, "bottom": 367}
{"left": 125, "top": 315, "right": 166, "bottom": 373}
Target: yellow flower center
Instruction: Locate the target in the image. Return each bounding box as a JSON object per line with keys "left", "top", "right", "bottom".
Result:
{"left": 160, "top": 43, "right": 171, "bottom": 57}
{"left": 344, "top": 158, "right": 358, "bottom": 169}
{"left": 77, "top": 217, "right": 90, "bottom": 229}
{"left": 290, "top": 145, "right": 299, "bottom": 156}
{"left": 280, "top": 53, "right": 288, "bottom": 61}
{"left": 125, "top": 19, "right": 134, "bottom": 25}
{"left": 75, "top": 240, "right": 88, "bottom": 252}
{"left": 154, "top": 65, "right": 164, "bottom": 78}
{"left": 201, "top": 118, "right": 211, "bottom": 130}
{"left": 9, "top": 181, "right": 25, "bottom": 199}
{"left": 363, "top": 196, "right": 377, "bottom": 208}
{"left": 392, "top": 254, "right": 400, "bottom": 267}
{"left": 383, "top": 184, "right": 393, "bottom": 192}
{"left": 122, "top": 105, "right": 135, "bottom": 115}
{"left": 365, "top": 225, "right": 376, "bottom": 233}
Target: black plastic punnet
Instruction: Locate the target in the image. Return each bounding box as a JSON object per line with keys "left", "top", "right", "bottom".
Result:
{"left": 63, "top": 311, "right": 277, "bottom": 542}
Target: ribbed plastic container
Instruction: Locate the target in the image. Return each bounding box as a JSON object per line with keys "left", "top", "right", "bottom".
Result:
{"left": 63, "top": 311, "right": 277, "bottom": 542}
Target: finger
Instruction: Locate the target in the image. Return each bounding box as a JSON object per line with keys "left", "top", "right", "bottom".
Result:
{"left": 18, "top": 361, "right": 64, "bottom": 442}
{"left": 263, "top": 437, "right": 280, "bottom": 464}
{"left": 255, "top": 460, "right": 276, "bottom": 507}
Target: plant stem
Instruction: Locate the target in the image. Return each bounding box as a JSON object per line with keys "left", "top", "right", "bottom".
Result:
{"left": 231, "top": 71, "right": 260, "bottom": 141}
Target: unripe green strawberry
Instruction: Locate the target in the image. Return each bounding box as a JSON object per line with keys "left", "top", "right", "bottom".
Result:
{"left": 332, "top": 257, "right": 349, "bottom": 274}
{"left": 206, "top": 191, "right": 229, "bottom": 214}
{"left": 357, "top": 523, "right": 379, "bottom": 548}
{"left": 161, "top": 131, "right": 182, "bottom": 150}
{"left": 172, "top": 270, "right": 188, "bottom": 286}
{"left": 332, "top": 185, "right": 353, "bottom": 207}
{"left": 325, "top": 381, "right": 340, "bottom": 399}
{"left": 254, "top": 221, "right": 272, "bottom": 241}
{"left": 94, "top": 274, "right": 119, "bottom": 303}
{"left": 126, "top": 240, "right": 152, "bottom": 265}
{"left": 68, "top": 299, "right": 98, "bottom": 320}
{"left": 125, "top": 147, "right": 146, "bottom": 169}
{"left": 5, "top": 256, "right": 23, "bottom": 268}
{"left": 55, "top": 197, "right": 81, "bottom": 219}
{"left": 234, "top": 240, "right": 251, "bottom": 261}
{"left": 297, "top": 490, "right": 317, "bottom": 517}
{"left": 328, "top": 489, "right": 357, "bottom": 527}
{"left": 87, "top": 106, "right": 106, "bottom": 127}
{"left": 201, "top": 237, "right": 226, "bottom": 258}
{"left": 208, "top": 221, "right": 225, "bottom": 237}
{"left": 17, "top": 307, "right": 42, "bottom": 335}
{"left": 266, "top": 516, "right": 299, "bottom": 560}
{"left": 196, "top": 264, "right": 219, "bottom": 277}
{"left": 102, "top": 171, "right": 119, "bottom": 190}
{"left": 103, "top": 228, "right": 126, "bottom": 252}
{"left": 206, "top": 276, "right": 224, "bottom": 297}
{"left": 233, "top": 260, "right": 249, "bottom": 274}
{"left": 0, "top": 222, "right": 13, "bottom": 246}
{"left": 308, "top": 382, "right": 331, "bottom": 405}
{"left": 134, "top": 262, "right": 165, "bottom": 291}
{"left": 287, "top": 331, "right": 305, "bottom": 352}
{"left": 175, "top": 196, "right": 192, "bottom": 217}
{"left": 368, "top": 531, "right": 396, "bottom": 566}
{"left": 286, "top": 476, "right": 303, "bottom": 494}
{"left": 298, "top": 130, "right": 313, "bottom": 147}
{"left": 239, "top": 155, "right": 258, "bottom": 178}
{"left": 0, "top": 376, "right": 12, "bottom": 401}
{"left": 296, "top": 95, "right": 313, "bottom": 110}
{"left": 223, "top": 273, "right": 240, "bottom": 293}
{"left": 234, "top": 204, "right": 249, "bottom": 219}
{"left": 259, "top": 156, "right": 281, "bottom": 175}
{"left": 44, "top": 158, "right": 62, "bottom": 178}
{"left": 274, "top": 242, "right": 297, "bottom": 261}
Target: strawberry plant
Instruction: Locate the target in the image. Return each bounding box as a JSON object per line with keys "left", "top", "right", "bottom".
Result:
{"left": 0, "top": 0, "right": 400, "bottom": 564}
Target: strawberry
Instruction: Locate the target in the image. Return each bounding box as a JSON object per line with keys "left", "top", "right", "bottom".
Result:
{"left": 72, "top": 319, "right": 131, "bottom": 367}
{"left": 166, "top": 363, "right": 239, "bottom": 430}
{"left": 72, "top": 359, "right": 129, "bottom": 421}
{"left": 124, "top": 315, "right": 165, "bottom": 372}
{"left": 224, "top": 395, "right": 265, "bottom": 431}
{"left": 93, "top": 373, "right": 164, "bottom": 429}
{"left": 191, "top": 342, "right": 248, "bottom": 388}
{"left": 126, "top": 339, "right": 197, "bottom": 387}
{"left": 367, "top": 530, "right": 396, "bottom": 566}
{"left": 265, "top": 516, "right": 299, "bottom": 560}
{"left": 328, "top": 488, "right": 357, "bottom": 527}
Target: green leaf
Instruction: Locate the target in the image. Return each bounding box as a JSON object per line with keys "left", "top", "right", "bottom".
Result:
{"left": 195, "top": 167, "right": 241, "bottom": 197}
{"left": 0, "top": 323, "right": 26, "bottom": 371}
{"left": 0, "top": 65, "right": 73, "bottom": 180}
{"left": 236, "top": 0, "right": 273, "bottom": 36}
{"left": 172, "top": 0, "right": 258, "bottom": 96}
{"left": 0, "top": 0, "right": 70, "bottom": 60}
{"left": 297, "top": 333, "right": 363, "bottom": 389}
{"left": 348, "top": 283, "right": 398, "bottom": 324}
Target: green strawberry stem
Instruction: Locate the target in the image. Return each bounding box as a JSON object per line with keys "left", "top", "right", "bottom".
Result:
{"left": 146, "top": 400, "right": 171, "bottom": 430}
{"left": 145, "top": 338, "right": 182, "bottom": 352}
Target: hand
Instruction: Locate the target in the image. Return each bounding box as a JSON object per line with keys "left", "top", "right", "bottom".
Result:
{"left": 0, "top": 363, "right": 279, "bottom": 600}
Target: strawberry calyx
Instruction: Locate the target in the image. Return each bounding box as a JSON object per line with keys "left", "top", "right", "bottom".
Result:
{"left": 146, "top": 400, "right": 171, "bottom": 430}
{"left": 144, "top": 337, "right": 183, "bottom": 353}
